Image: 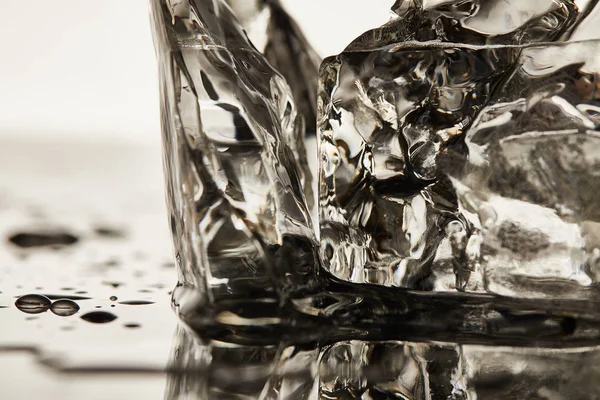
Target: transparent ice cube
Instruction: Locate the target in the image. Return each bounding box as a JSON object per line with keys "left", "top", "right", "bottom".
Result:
{"left": 318, "top": 11, "right": 600, "bottom": 297}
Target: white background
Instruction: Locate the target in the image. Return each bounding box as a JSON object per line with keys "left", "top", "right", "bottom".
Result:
{"left": 0, "top": 1, "right": 392, "bottom": 145}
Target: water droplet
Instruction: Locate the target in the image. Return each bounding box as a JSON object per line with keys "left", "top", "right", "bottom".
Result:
{"left": 109, "top": 296, "right": 118, "bottom": 301}
{"left": 44, "top": 294, "right": 91, "bottom": 301}
{"left": 95, "top": 306, "right": 102, "bottom": 309}
{"left": 138, "top": 289, "right": 153, "bottom": 293}
{"left": 50, "top": 299, "right": 79, "bottom": 317}
{"left": 103, "top": 281, "right": 122, "bottom": 289}
{"left": 124, "top": 323, "right": 141, "bottom": 329}
{"left": 15, "top": 294, "right": 51, "bottom": 314}
{"left": 110, "top": 305, "right": 116, "bottom": 308}
{"left": 75, "top": 291, "right": 87, "bottom": 295}
{"left": 8, "top": 231, "right": 78, "bottom": 248}
{"left": 93, "top": 226, "right": 127, "bottom": 239}
{"left": 104, "top": 259, "right": 120, "bottom": 267}
{"left": 80, "top": 311, "right": 117, "bottom": 324}
{"left": 118, "top": 300, "right": 155, "bottom": 306}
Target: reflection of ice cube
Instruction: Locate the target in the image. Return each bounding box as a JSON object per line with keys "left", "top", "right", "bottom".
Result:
{"left": 166, "top": 329, "right": 600, "bottom": 400}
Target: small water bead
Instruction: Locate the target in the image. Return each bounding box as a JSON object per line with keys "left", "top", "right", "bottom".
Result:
{"left": 45, "top": 294, "right": 91, "bottom": 300}
{"left": 124, "top": 323, "right": 141, "bottom": 329}
{"left": 93, "top": 226, "right": 127, "bottom": 239}
{"left": 118, "top": 300, "right": 155, "bottom": 306}
{"left": 15, "top": 294, "right": 51, "bottom": 314}
{"left": 80, "top": 311, "right": 117, "bottom": 324}
{"left": 104, "top": 259, "right": 120, "bottom": 267}
{"left": 109, "top": 296, "right": 118, "bottom": 301}
{"left": 50, "top": 299, "right": 80, "bottom": 317}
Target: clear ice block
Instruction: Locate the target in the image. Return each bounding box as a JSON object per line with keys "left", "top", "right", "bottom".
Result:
{"left": 318, "top": 2, "right": 600, "bottom": 297}
{"left": 149, "top": 0, "right": 318, "bottom": 304}
{"left": 225, "top": 0, "right": 321, "bottom": 134}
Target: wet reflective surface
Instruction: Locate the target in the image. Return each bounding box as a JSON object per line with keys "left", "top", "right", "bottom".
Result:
{"left": 0, "top": 138, "right": 175, "bottom": 398}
